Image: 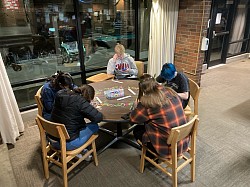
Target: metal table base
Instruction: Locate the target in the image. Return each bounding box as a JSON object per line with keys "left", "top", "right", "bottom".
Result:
{"left": 97, "top": 123, "right": 140, "bottom": 154}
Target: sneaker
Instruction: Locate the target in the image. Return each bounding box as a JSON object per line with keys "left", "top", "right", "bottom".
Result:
{"left": 77, "top": 149, "right": 92, "bottom": 161}
{"left": 85, "top": 154, "right": 92, "bottom": 162}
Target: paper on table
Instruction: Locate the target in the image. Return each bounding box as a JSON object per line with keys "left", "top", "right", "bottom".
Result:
{"left": 112, "top": 79, "right": 123, "bottom": 84}
{"left": 128, "top": 88, "right": 136, "bottom": 95}
{"left": 117, "top": 95, "right": 131, "bottom": 101}
{"left": 96, "top": 97, "right": 102, "bottom": 104}
{"left": 127, "top": 75, "right": 137, "bottom": 79}
{"left": 120, "top": 73, "right": 130, "bottom": 76}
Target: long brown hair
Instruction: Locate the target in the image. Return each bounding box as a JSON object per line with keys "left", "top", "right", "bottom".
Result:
{"left": 74, "top": 84, "right": 95, "bottom": 102}
{"left": 138, "top": 74, "right": 168, "bottom": 108}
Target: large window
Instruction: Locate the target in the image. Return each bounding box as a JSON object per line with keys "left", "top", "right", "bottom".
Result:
{"left": 139, "top": 0, "right": 151, "bottom": 60}
{"left": 79, "top": 0, "right": 136, "bottom": 69}
{"left": 0, "top": 1, "right": 79, "bottom": 83}
{"left": 227, "top": 0, "right": 250, "bottom": 57}
{"left": 0, "top": 0, "right": 150, "bottom": 110}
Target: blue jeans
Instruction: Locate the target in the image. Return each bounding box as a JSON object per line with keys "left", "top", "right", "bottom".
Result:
{"left": 49, "top": 123, "right": 99, "bottom": 151}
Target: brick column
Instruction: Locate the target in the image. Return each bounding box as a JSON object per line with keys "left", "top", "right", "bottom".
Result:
{"left": 0, "top": 2, "right": 27, "bottom": 27}
{"left": 175, "top": 0, "right": 211, "bottom": 85}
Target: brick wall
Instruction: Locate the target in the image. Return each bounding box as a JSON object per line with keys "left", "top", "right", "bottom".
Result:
{"left": 175, "top": 0, "right": 211, "bottom": 85}
{"left": 0, "top": 2, "right": 26, "bottom": 27}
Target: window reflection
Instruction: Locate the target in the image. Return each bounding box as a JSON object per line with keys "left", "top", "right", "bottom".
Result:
{"left": 228, "top": 1, "right": 249, "bottom": 56}
{"left": 0, "top": 0, "right": 143, "bottom": 109}
{"left": 80, "top": 1, "right": 136, "bottom": 70}
{"left": 0, "top": 0, "right": 137, "bottom": 84}
{"left": 0, "top": 1, "right": 79, "bottom": 84}
{"left": 139, "top": 0, "right": 151, "bottom": 60}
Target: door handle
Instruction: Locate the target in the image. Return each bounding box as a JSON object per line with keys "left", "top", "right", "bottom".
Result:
{"left": 213, "top": 31, "right": 229, "bottom": 38}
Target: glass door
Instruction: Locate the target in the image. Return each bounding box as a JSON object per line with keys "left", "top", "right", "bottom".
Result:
{"left": 205, "top": 0, "right": 236, "bottom": 67}
{"left": 227, "top": 0, "right": 250, "bottom": 57}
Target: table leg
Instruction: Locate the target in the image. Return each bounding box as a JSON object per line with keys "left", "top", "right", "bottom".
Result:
{"left": 116, "top": 122, "right": 123, "bottom": 137}
{"left": 119, "top": 137, "right": 141, "bottom": 149}
{"left": 98, "top": 122, "right": 140, "bottom": 154}
{"left": 97, "top": 137, "right": 119, "bottom": 154}
{"left": 99, "top": 127, "right": 116, "bottom": 136}
{"left": 116, "top": 123, "right": 140, "bottom": 149}
{"left": 122, "top": 124, "right": 137, "bottom": 137}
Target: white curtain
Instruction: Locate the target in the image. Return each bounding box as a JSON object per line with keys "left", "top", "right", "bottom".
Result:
{"left": 148, "top": 0, "right": 179, "bottom": 77}
{"left": 0, "top": 53, "right": 24, "bottom": 144}
{"left": 228, "top": 5, "right": 247, "bottom": 55}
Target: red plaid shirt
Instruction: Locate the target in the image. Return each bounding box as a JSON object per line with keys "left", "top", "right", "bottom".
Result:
{"left": 130, "top": 87, "right": 189, "bottom": 158}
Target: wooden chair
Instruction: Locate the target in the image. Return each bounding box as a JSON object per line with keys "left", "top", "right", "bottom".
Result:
{"left": 86, "top": 73, "right": 114, "bottom": 83}
{"left": 184, "top": 78, "right": 200, "bottom": 119}
{"left": 135, "top": 61, "right": 144, "bottom": 78}
{"left": 34, "top": 86, "right": 43, "bottom": 116}
{"left": 139, "top": 115, "right": 199, "bottom": 187}
{"left": 35, "top": 114, "right": 98, "bottom": 187}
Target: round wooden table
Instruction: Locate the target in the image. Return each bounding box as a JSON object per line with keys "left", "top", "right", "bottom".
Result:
{"left": 89, "top": 79, "right": 140, "bottom": 153}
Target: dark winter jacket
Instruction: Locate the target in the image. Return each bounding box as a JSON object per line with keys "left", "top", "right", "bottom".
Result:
{"left": 51, "top": 89, "right": 103, "bottom": 141}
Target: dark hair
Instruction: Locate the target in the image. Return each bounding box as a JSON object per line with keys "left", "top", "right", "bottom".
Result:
{"left": 74, "top": 84, "right": 95, "bottom": 102}
{"left": 49, "top": 71, "right": 74, "bottom": 90}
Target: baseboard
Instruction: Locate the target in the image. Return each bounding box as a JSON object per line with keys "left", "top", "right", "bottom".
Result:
{"left": 226, "top": 53, "right": 249, "bottom": 64}
{"left": 21, "top": 108, "right": 37, "bottom": 124}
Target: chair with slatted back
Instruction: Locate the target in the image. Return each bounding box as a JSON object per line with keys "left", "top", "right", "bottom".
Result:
{"left": 35, "top": 114, "right": 99, "bottom": 187}
{"left": 135, "top": 61, "right": 144, "bottom": 78}
{"left": 138, "top": 115, "right": 199, "bottom": 187}
{"left": 34, "top": 86, "right": 43, "bottom": 116}
{"left": 184, "top": 78, "right": 200, "bottom": 119}
{"left": 86, "top": 73, "right": 115, "bottom": 83}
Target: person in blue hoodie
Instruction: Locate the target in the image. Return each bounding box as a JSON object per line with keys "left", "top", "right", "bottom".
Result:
{"left": 41, "top": 71, "right": 76, "bottom": 121}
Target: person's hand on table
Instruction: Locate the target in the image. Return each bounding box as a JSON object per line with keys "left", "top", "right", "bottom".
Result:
{"left": 131, "top": 99, "right": 139, "bottom": 110}
{"left": 90, "top": 100, "right": 98, "bottom": 108}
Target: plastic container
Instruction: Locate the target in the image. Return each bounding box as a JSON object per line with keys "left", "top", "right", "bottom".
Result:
{"left": 104, "top": 88, "right": 125, "bottom": 99}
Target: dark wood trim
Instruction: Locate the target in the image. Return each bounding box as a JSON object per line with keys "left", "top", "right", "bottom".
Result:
{"left": 134, "top": 0, "right": 139, "bottom": 60}
{"left": 73, "top": 0, "right": 86, "bottom": 84}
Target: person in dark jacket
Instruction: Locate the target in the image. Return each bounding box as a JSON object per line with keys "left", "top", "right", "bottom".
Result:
{"left": 50, "top": 85, "right": 103, "bottom": 150}
{"left": 130, "top": 74, "right": 188, "bottom": 159}
{"left": 156, "top": 63, "right": 190, "bottom": 108}
{"left": 41, "top": 71, "right": 76, "bottom": 121}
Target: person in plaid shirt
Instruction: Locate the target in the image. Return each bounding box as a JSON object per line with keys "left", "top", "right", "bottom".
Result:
{"left": 130, "top": 74, "right": 189, "bottom": 159}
